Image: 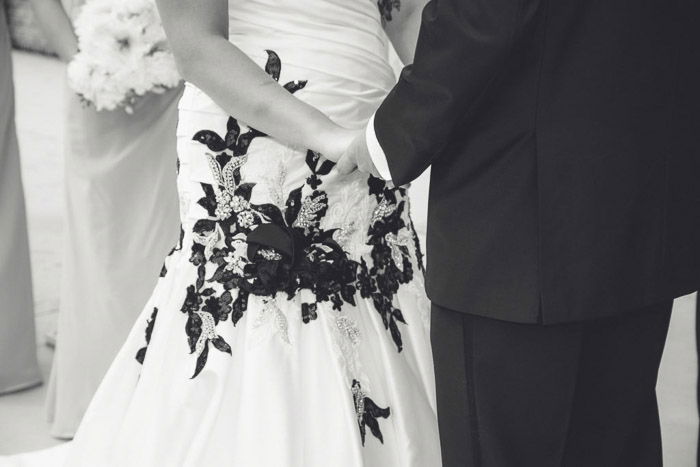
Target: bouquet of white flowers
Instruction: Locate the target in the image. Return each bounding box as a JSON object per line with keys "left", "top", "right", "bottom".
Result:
{"left": 67, "top": 0, "right": 181, "bottom": 113}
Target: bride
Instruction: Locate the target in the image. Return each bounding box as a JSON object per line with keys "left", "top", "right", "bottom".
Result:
{"left": 7, "top": 0, "right": 441, "bottom": 465}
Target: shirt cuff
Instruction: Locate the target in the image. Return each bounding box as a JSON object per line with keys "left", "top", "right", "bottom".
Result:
{"left": 365, "top": 113, "right": 392, "bottom": 181}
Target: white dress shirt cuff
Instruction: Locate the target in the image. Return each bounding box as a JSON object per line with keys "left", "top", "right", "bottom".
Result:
{"left": 365, "top": 113, "right": 393, "bottom": 181}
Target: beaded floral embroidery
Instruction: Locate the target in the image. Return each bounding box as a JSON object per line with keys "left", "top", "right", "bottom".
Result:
{"left": 135, "top": 50, "right": 424, "bottom": 446}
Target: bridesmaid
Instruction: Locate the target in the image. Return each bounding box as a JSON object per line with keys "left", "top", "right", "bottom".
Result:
{"left": 0, "top": 0, "right": 42, "bottom": 395}
{"left": 29, "top": 0, "right": 182, "bottom": 438}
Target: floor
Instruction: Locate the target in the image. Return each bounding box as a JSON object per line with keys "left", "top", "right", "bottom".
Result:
{"left": 0, "top": 50, "right": 698, "bottom": 465}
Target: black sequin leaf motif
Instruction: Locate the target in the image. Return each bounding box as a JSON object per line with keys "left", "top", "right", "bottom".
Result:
{"left": 367, "top": 175, "right": 386, "bottom": 197}
{"left": 192, "top": 341, "right": 209, "bottom": 379}
{"left": 265, "top": 49, "right": 308, "bottom": 96}
{"left": 284, "top": 186, "right": 303, "bottom": 226}
{"left": 197, "top": 183, "right": 219, "bottom": 217}
{"left": 377, "top": 0, "right": 401, "bottom": 25}
{"left": 409, "top": 221, "right": 425, "bottom": 272}
{"left": 159, "top": 227, "right": 185, "bottom": 278}
{"left": 192, "top": 130, "right": 227, "bottom": 152}
{"left": 193, "top": 118, "right": 266, "bottom": 157}
{"left": 186, "top": 309, "right": 233, "bottom": 379}
{"left": 203, "top": 290, "right": 233, "bottom": 323}
{"left": 306, "top": 150, "right": 335, "bottom": 189}
{"left": 352, "top": 380, "right": 391, "bottom": 445}
{"left": 358, "top": 177, "right": 415, "bottom": 352}
{"left": 265, "top": 49, "right": 282, "bottom": 80}
{"left": 230, "top": 290, "right": 249, "bottom": 326}
{"left": 301, "top": 302, "right": 318, "bottom": 323}
{"left": 135, "top": 307, "right": 159, "bottom": 365}
{"left": 284, "top": 81, "right": 308, "bottom": 94}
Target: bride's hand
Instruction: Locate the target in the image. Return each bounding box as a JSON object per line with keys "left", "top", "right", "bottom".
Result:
{"left": 314, "top": 126, "right": 363, "bottom": 163}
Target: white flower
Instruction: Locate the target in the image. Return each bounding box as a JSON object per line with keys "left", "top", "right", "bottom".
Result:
{"left": 68, "top": 0, "right": 181, "bottom": 112}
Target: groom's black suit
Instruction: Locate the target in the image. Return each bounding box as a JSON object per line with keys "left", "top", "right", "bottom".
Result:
{"left": 373, "top": 0, "right": 700, "bottom": 465}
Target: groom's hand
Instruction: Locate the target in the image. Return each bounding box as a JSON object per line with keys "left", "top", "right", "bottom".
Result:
{"left": 336, "top": 131, "right": 380, "bottom": 177}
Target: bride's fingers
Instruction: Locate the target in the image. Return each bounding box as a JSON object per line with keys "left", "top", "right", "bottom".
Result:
{"left": 357, "top": 157, "right": 380, "bottom": 178}
{"left": 336, "top": 153, "right": 358, "bottom": 176}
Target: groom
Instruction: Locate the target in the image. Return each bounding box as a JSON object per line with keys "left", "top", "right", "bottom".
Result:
{"left": 336, "top": 0, "right": 700, "bottom": 465}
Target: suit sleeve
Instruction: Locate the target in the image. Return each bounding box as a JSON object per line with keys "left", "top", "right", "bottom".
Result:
{"left": 374, "top": 0, "right": 531, "bottom": 186}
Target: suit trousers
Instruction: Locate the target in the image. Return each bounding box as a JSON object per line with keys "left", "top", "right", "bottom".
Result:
{"left": 431, "top": 301, "right": 673, "bottom": 467}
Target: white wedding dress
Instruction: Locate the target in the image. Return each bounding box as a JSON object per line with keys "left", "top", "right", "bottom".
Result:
{"left": 4, "top": 0, "right": 441, "bottom": 465}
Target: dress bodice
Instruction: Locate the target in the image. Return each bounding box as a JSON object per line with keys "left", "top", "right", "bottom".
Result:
{"left": 182, "top": 0, "right": 395, "bottom": 129}
{"left": 228, "top": 0, "right": 395, "bottom": 94}
{"left": 200, "top": 0, "right": 391, "bottom": 129}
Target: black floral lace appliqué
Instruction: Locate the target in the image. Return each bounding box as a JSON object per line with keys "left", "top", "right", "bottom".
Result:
{"left": 357, "top": 176, "right": 415, "bottom": 351}
{"left": 134, "top": 50, "right": 426, "bottom": 447}
{"left": 160, "top": 227, "right": 185, "bottom": 278}
{"left": 352, "top": 380, "right": 391, "bottom": 445}
{"left": 135, "top": 307, "right": 159, "bottom": 365}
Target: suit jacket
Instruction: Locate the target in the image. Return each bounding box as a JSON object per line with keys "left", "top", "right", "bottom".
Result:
{"left": 374, "top": 0, "right": 700, "bottom": 323}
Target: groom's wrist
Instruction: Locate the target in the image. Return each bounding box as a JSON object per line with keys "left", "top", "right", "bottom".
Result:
{"left": 365, "top": 114, "right": 393, "bottom": 181}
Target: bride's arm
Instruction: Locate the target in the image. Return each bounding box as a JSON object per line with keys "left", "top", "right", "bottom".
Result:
{"left": 380, "top": 0, "right": 429, "bottom": 64}
{"left": 27, "top": 0, "right": 77, "bottom": 63}
{"left": 156, "top": 0, "right": 353, "bottom": 157}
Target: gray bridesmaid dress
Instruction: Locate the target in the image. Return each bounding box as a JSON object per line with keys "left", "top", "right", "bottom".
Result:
{"left": 44, "top": 0, "right": 182, "bottom": 438}
{"left": 0, "top": 1, "right": 42, "bottom": 394}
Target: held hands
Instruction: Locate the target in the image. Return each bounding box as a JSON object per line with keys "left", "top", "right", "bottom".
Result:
{"left": 336, "top": 131, "right": 380, "bottom": 178}
{"left": 320, "top": 127, "right": 380, "bottom": 178}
